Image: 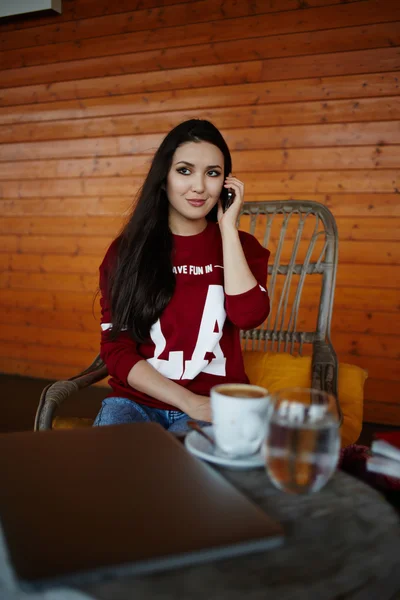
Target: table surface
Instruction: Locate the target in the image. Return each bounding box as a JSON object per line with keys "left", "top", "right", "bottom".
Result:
{"left": 78, "top": 465, "right": 400, "bottom": 600}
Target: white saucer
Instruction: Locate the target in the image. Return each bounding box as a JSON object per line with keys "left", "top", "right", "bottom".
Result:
{"left": 184, "top": 426, "right": 265, "bottom": 470}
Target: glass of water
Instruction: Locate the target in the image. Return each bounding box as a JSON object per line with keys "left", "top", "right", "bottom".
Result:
{"left": 264, "top": 387, "right": 340, "bottom": 494}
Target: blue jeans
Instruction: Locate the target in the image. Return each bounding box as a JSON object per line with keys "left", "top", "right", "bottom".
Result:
{"left": 93, "top": 397, "right": 209, "bottom": 434}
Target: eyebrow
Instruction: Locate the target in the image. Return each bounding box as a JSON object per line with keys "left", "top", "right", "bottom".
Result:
{"left": 175, "top": 161, "right": 222, "bottom": 169}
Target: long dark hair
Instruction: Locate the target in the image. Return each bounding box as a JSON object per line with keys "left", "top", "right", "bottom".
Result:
{"left": 109, "top": 119, "right": 232, "bottom": 343}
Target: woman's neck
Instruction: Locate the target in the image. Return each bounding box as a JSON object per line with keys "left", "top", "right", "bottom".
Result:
{"left": 169, "top": 215, "right": 208, "bottom": 237}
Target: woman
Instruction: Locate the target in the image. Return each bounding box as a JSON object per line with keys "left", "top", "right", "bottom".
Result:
{"left": 94, "top": 119, "right": 270, "bottom": 432}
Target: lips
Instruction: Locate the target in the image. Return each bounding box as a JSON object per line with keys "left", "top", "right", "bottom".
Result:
{"left": 187, "top": 199, "right": 207, "bottom": 207}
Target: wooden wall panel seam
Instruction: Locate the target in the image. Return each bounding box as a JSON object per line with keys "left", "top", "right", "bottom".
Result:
{"left": 0, "top": 120, "right": 400, "bottom": 156}
{"left": 0, "top": 0, "right": 369, "bottom": 34}
{"left": 1, "top": 347, "right": 399, "bottom": 378}
{"left": 0, "top": 0, "right": 193, "bottom": 33}
{"left": 2, "top": 21, "right": 400, "bottom": 82}
{"left": 1, "top": 317, "right": 399, "bottom": 338}
{"left": 2, "top": 115, "right": 400, "bottom": 141}
{"left": 1, "top": 278, "right": 399, "bottom": 295}
{"left": 1, "top": 180, "right": 399, "bottom": 196}
{"left": 1, "top": 332, "right": 399, "bottom": 360}
{"left": 1, "top": 0, "right": 393, "bottom": 54}
{"left": 0, "top": 123, "right": 399, "bottom": 161}
{"left": 4, "top": 20, "right": 398, "bottom": 73}
{"left": 2, "top": 269, "right": 399, "bottom": 292}
{"left": 1, "top": 98, "right": 400, "bottom": 146}
{"left": 1, "top": 48, "right": 399, "bottom": 108}
{"left": 2, "top": 168, "right": 400, "bottom": 178}
{"left": 0, "top": 146, "right": 399, "bottom": 174}
{"left": 1, "top": 72, "right": 399, "bottom": 126}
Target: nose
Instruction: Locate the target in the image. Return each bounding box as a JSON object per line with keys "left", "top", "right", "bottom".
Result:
{"left": 191, "top": 174, "right": 205, "bottom": 194}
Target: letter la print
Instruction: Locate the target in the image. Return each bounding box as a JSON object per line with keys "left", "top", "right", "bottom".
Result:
{"left": 147, "top": 285, "right": 227, "bottom": 380}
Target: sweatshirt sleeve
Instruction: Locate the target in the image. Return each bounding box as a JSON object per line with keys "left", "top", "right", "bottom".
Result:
{"left": 99, "top": 240, "right": 144, "bottom": 384}
{"left": 224, "top": 231, "right": 270, "bottom": 330}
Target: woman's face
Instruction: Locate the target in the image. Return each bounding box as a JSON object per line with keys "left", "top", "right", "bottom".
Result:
{"left": 166, "top": 141, "right": 225, "bottom": 228}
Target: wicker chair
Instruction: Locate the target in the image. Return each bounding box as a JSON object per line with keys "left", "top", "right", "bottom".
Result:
{"left": 34, "top": 200, "right": 341, "bottom": 431}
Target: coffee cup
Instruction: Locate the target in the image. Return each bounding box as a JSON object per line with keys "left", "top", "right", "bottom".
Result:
{"left": 211, "top": 383, "right": 270, "bottom": 458}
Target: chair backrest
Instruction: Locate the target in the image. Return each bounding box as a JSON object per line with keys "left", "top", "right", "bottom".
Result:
{"left": 239, "top": 200, "right": 338, "bottom": 356}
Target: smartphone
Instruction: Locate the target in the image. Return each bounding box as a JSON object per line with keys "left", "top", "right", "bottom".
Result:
{"left": 222, "top": 187, "right": 235, "bottom": 212}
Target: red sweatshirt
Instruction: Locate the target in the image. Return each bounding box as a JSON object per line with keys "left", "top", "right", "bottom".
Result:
{"left": 100, "top": 221, "right": 270, "bottom": 410}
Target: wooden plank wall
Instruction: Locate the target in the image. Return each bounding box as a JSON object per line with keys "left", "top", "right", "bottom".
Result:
{"left": 0, "top": 0, "right": 399, "bottom": 424}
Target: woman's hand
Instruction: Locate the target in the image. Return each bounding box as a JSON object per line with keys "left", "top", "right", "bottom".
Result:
{"left": 217, "top": 173, "right": 244, "bottom": 231}
{"left": 183, "top": 394, "right": 212, "bottom": 422}
{"left": 216, "top": 173, "right": 259, "bottom": 297}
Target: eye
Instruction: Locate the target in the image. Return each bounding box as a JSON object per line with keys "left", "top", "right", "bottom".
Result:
{"left": 207, "top": 170, "right": 221, "bottom": 177}
{"left": 177, "top": 167, "right": 191, "bottom": 175}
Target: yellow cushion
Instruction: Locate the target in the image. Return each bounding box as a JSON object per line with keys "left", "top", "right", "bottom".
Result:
{"left": 52, "top": 417, "right": 94, "bottom": 429}
{"left": 243, "top": 352, "right": 367, "bottom": 448}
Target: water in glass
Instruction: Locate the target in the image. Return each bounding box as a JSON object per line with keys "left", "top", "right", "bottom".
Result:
{"left": 264, "top": 388, "right": 340, "bottom": 494}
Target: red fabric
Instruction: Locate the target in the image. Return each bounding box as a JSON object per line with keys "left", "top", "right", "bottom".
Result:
{"left": 374, "top": 431, "right": 400, "bottom": 450}
{"left": 99, "top": 222, "right": 270, "bottom": 410}
{"left": 339, "top": 444, "right": 400, "bottom": 492}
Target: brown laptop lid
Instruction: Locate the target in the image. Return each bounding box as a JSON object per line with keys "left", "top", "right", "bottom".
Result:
{"left": 0, "top": 423, "right": 283, "bottom": 586}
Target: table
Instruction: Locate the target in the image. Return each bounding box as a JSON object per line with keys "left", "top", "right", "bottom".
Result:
{"left": 78, "top": 467, "right": 400, "bottom": 600}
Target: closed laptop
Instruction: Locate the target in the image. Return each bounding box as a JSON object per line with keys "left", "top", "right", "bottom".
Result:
{"left": 0, "top": 422, "right": 283, "bottom": 589}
